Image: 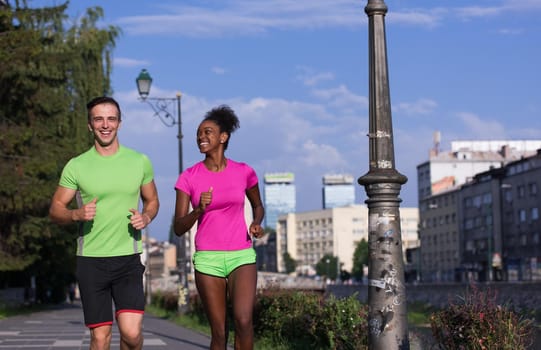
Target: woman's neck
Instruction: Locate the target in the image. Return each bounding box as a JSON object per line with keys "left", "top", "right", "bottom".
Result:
{"left": 204, "top": 155, "right": 227, "bottom": 172}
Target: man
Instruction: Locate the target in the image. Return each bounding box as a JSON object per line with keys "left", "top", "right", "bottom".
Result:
{"left": 49, "top": 96, "right": 159, "bottom": 350}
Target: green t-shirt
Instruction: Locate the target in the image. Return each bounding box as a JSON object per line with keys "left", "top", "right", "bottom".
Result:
{"left": 59, "top": 145, "right": 154, "bottom": 257}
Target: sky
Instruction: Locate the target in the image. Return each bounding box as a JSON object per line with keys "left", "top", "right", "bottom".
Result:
{"left": 31, "top": 0, "right": 541, "bottom": 241}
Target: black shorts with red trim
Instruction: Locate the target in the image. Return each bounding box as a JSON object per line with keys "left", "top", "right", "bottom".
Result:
{"left": 76, "top": 254, "right": 145, "bottom": 328}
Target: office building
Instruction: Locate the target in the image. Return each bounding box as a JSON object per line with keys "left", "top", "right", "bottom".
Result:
{"left": 322, "top": 174, "right": 355, "bottom": 209}
{"left": 264, "top": 172, "right": 296, "bottom": 229}
{"left": 459, "top": 150, "right": 541, "bottom": 282}
{"left": 417, "top": 133, "right": 541, "bottom": 282}
{"left": 275, "top": 205, "right": 419, "bottom": 276}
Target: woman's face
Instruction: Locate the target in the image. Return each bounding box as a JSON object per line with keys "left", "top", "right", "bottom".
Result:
{"left": 197, "top": 120, "right": 227, "bottom": 153}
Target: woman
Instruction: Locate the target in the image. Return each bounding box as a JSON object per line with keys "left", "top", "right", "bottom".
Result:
{"left": 174, "top": 105, "right": 265, "bottom": 350}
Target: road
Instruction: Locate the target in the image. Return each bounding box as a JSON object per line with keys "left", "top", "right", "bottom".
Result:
{"left": 0, "top": 301, "right": 229, "bottom": 349}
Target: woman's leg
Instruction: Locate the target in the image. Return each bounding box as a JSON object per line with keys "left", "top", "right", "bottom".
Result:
{"left": 228, "top": 264, "right": 257, "bottom": 350}
{"left": 195, "top": 271, "right": 228, "bottom": 350}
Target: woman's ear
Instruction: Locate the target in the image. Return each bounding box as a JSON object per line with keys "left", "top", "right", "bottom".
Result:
{"left": 220, "top": 133, "right": 228, "bottom": 144}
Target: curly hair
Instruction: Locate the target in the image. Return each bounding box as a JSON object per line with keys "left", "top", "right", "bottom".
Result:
{"left": 202, "top": 104, "right": 240, "bottom": 150}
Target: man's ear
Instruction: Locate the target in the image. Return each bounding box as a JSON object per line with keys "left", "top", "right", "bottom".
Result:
{"left": 87, "top": 123, "right": 93, "bottom": 132}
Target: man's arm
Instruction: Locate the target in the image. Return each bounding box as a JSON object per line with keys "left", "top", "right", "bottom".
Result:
{"left": 49, "top": 186, "right": 96, "bottom": 224}
{"left": 132, "top": 180, "right": 159, "bottom": 229}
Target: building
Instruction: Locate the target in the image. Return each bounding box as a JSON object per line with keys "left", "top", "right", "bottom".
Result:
{"left": 322, "top": 174, "right": 355, "bottom": 209}
{"left": 263, "top": 172, "right": 296, "bottom": 229}
{"left": 275, "top": 205, "right": 419, "bottom": 277}
{"left": 417, "top": 133, "right": 541, "bottom": 282}
{"left": 459, "top": 150, "right": 541, "bottom": 282}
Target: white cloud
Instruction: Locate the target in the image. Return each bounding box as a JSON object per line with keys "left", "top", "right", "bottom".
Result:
{"left": 312, "top": 85, "right": 368, "bottom": 110}
{"left": 388, "top": 8, "right": 446, "bottom": 28}
{"left": 114, "top": 57, "right": 150, "bottom": 67}
{"left": 456, "top": 112, "right": 507, "bottom": 139}
{"left": 301, "top": 140, "right": 347, "bottom": 168}
{"left": 116, "top": 1, "right": 366, "bottom": 37}
{"left": 497, "top": 28, "right": 523, "bottom": 35}
{"left": 395, "top": 98, "right": 437, "bottom": 116}
{"left": 295, "top": 66, "right": 335, "bottom": 86}
{"left": 211, "top": 66, "right": 227, "bottom": 75}
{"left": 112, "top": 0, "right": 541, "bottom": 38}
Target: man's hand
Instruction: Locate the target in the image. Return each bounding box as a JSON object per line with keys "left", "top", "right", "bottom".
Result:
{"left": 74, "top": 198, "right": 97, "bottom": 222}
{"left": 129, "top": 208, "right": 150, "bottom": 230}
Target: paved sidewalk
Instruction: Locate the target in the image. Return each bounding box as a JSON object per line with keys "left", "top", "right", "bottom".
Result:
{"left": 0, "top": 301, "right": 229, "bottom": 349}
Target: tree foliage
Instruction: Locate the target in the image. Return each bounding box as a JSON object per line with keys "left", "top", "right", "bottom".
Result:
{"left": 315, "top": 254, "right": 339, "bottom": 281}
{"left": 0, "top": 0, "right": 119, "bottom": 298}
{"left": 352, "top": 238, "right": 368, "bottom": 281}
{"left": 282, "top": 251, "right": 296, "bottom": 274}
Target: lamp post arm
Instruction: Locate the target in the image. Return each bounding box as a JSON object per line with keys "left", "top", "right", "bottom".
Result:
{"left": 139, "top": 97, "right": 179, "bottom": 128}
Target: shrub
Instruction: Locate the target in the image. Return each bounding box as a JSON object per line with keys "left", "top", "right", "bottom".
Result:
{"left": 151, "top": 290, "right": 179, "bottom": 313}
{"left": 429, "top": 284, "right": 535, "bottom": 350}
{"left": 254, "top": 289, "right": 368, "bottom": 350}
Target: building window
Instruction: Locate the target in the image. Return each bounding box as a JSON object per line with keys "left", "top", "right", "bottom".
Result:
{"left": 530, "top": 183, "right": 538, "bottom": 196}
{"left": 532, "top": 207, "right": 539, "bottom": 221}
{"left": 504, "top": 189, "right": 512, "bottom": 202}
{"left": 518, "top": 185, "right": 525, "bottom": 198}
{"left": 519, "top": 209, "right": 527, "bottom": 222}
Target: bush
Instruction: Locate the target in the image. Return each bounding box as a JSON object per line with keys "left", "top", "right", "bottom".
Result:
{"left": 254, "top": 289, "right": 368, "bottom": 350}
{"left": 429, "top": 284, "right": 535, "bottom": 350}
{"left": 151, "top": 290, "right": 179, "bottom": 313}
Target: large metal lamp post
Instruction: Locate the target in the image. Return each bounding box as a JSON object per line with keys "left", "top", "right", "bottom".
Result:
{"left": 357, "top": 1, "right": 409, "bottom": 348}
{"left": 135, "top": 69, "right": 190, "bottom": 310}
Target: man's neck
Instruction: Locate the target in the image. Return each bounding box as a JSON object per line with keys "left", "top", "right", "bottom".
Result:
{"left": 94, "top": 141, "right": 120, "bottom": 156}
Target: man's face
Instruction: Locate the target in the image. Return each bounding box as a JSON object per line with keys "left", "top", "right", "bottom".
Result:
{"left": 88, "top": 103, "right": 121, "bottom": 147}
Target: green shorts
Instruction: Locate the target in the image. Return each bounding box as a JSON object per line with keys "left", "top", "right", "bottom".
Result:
{"left": 193, "top": 248, "right": 256, "bottom": 278}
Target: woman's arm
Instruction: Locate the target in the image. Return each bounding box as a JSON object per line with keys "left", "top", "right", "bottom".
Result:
{"left": 174, "top": 188, "right": 213, "bottom": 236}
{"left": 246, "top": 184, "right": 265, "bottom": 238}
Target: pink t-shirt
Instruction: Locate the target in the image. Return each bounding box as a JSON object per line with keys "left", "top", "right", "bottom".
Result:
{"left": 175, "top": 159, "right": 259, "bottom": 251}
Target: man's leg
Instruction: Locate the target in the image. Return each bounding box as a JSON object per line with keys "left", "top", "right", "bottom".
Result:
{"left": 89, "top": 325, "right": 113, "bottom": 350}
{"left": 111, "top": 255, "right": 146, "bottom": 350}
{"left": 117, "top": 312, "right": 144, "bottom": 350}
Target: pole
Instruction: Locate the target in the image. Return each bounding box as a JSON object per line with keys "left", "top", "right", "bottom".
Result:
{"left": 176, "top": 93, "right": 183, "bottom": 175}
{"left": 145, "top": 228, "right": 152, "bottom": 305}
{"left": 358, "top": 1, "right": 409, "bottom": 348}
{"left": 174, "top": 93, "right": 190, "bottom": 312}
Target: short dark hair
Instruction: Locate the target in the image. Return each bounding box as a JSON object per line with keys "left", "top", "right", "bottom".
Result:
{"left": 203, "top": 105, "right": 240, "bottom": 150}
{"left": 86, "top": 96, "right": 121, "bottom": 122}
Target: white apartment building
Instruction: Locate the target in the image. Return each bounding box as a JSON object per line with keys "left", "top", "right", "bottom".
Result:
{"left": 275, "top": 205, "right": 419, "bottom": 275}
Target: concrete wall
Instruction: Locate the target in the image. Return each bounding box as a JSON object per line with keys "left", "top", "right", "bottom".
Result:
{"left": 327, "top": 282, "right": 541, "bottom": 311}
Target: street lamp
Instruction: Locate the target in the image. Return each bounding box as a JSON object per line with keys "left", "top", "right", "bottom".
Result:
{"left": 135, "top": 68, "right": 190, "bottom": 310}
{"left": 135, "top": 69, "right": 183, "bottom": 173}
{"left": 357, "top": 1, "right": 409, "bottom": 348}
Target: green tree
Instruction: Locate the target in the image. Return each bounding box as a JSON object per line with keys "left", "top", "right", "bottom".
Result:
{"left": 352, "top": 238, "right": 369, "bottom": 282}
{"left": 0, "top": 0, "right": 119, "bottom": 300}
{"left": 282, "top": 251, "right": 296, "bottom": 274}
{"left": 315, "top": 254, "right": 339, "bottom": 281}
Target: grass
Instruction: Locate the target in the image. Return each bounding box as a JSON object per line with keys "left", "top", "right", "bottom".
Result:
{"left": 0, "top": 303, "right": 49, "bottom": 320}
{"left": 407, "top": 301, "right": 437, "bottom": 326}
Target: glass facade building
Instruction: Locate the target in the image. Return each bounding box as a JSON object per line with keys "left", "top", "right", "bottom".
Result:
{"left": 322, "top": 174, "right": 355, "bottom": 209}
{"left": 264, "top": 172, "right": 296, "bottom": 229}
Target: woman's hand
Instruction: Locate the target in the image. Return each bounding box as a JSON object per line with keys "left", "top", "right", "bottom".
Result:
{"left": 198, "top": 187, "right": 213, "bottom": 212}
{"left": 249, "top": 222, "right": 264, "bottom": 239}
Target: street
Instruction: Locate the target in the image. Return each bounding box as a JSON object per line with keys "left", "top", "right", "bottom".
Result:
{"left": 0, "top": 301, "right": 225, "bottom": 349}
